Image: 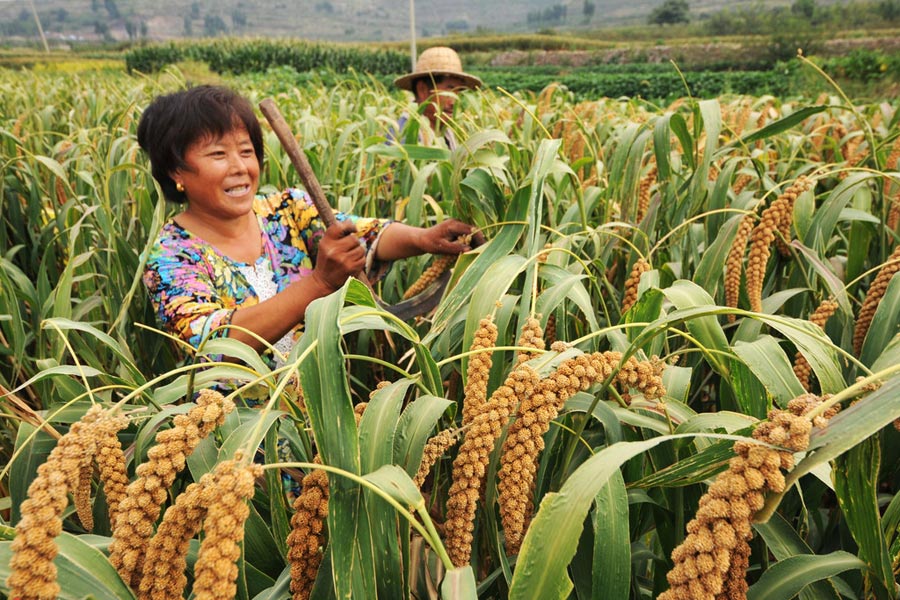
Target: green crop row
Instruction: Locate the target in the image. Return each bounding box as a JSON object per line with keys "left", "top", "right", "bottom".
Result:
{"left": 817, "top": 48, "right": 900, "bottom": 82}
{"left": 470, "top": 67, "right": 792, "bottom": 101}
{"left": 241, "top": 64, "right": 790, "bottom": 102}
{"left": 124, "top": 38, "right": 408, "bottom": 75}
{"left": 122, "top": 38, "right": 898, "bottom": 104}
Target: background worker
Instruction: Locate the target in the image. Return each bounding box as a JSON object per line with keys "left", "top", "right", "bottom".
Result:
{"left": 393, "top": 46, "right": 482, "bottom": 150}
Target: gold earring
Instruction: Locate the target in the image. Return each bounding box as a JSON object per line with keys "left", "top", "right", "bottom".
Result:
{"left": 176, "top": 182, "right": 184, "bottom": 192}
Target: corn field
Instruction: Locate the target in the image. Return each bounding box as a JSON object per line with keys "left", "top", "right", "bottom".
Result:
{"left": 0, "top": 61, "right": 899, "bottom": 600}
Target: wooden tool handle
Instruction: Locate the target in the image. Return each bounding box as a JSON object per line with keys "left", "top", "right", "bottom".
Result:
{"left": 258, "top": 98, "right": 336, "bottom": 228}
{"left": 259, "top": 97, "right": 372, "bottom": 287}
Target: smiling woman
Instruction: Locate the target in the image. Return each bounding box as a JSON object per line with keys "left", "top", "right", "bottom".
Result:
{"left": 137, "top": 85, "right": 480, "bottom": 373}
{"left": 172, "top": 128, "right": 262, "bottom": 260}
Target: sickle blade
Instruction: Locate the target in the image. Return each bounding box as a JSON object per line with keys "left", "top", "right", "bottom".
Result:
{"left": 379, "top": 271, "right": 452, "bottom": 320}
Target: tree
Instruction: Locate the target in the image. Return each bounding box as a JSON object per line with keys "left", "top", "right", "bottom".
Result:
{"left": 0, "top": 10, "right": 36, "bottom": 37}
{"left": 104, "top": 0, "right": 120, "bottom": 19}
{"left": 183, "top": 14, "right": 193, "bottom": 35}
{"left": 203, "top": 14, "right": 228, "bottom": 36}
{"left": 791, "top": 0, "right": 816, "bottom": 19}
{"left": 878, "top": 0, "right": 900, "bottom": 20}
{"left": 584, "top": 1, "right": 596, "bottom": 19}
{"left": 527, "top": 3, "right": 567, "bottom": 24}
{"left": 232, "top": 9, "right": 247, "bottom": 28}
{"left": 94, "top": 20, "right": 112, "bottom": 41}
{"left": 648, "top": 0, "right": 690, "bottom": 25}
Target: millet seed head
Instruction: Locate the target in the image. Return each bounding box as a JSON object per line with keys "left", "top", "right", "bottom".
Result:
{"left": 109, "top": 389, "right": 234, "bottom": 589}
{"left": 192, "top": 461, "right": 260, "bottom": 600}
{"left": 7, "top": 406, "right": 105, "bottom": 600}
{"left": 622, "top": 258, "right": 651, "bottom": 313}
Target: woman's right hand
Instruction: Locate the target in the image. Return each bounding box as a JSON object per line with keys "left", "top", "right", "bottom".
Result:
{"left": 311, "top": 221, "right": 366, "bottom": 293}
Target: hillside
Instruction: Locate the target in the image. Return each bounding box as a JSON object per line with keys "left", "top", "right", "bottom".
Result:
{"left": 1, "top": 0, "right": 813, "bottom": 43}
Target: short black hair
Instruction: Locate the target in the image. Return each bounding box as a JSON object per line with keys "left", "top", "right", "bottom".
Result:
{"left": 137, "top": 85, "right": 263, "bottom": 203}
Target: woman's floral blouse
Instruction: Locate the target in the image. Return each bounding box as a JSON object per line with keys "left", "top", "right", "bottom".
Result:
{"left": 143, "top": 188, "right": 390, "bottom": 359}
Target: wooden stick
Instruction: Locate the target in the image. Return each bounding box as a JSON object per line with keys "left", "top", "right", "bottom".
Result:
{"left": 259, "top": 97, "right": 374, "bottom": 288}
{"left": 258, "top": 97, "right": 450, "bottom": 319}
{"left": 259, "top": 98, "right": 337, "bottom": 228}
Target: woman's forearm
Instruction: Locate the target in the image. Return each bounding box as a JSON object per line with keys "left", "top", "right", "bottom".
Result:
{"left": 227, "top": 274, "right": 334, "bottom": 352}
{"left": 374, "top": 222, "right": 425, "bottom": 261}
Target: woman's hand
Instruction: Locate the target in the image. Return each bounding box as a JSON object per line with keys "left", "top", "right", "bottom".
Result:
{"left": 311, "top": 221, "right": 366, "bottom": 293}
{"left": 418, "top": 219, "right": 485, "bottom": 255}
{"left": 376, "top": 220, "right": 484, "bottom": 261}
{"left": 230, "top": 221, "right": 363, "bottom": 350}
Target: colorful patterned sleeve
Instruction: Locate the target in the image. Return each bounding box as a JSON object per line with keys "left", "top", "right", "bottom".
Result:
{"left": 142, "top": 227, "right": 238, "bottom": 349}
{"left": 259, "top": 188, "right": 393, "bottom": 281}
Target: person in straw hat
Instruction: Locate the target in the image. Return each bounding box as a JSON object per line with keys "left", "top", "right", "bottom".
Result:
{"left": 393, "top": 46, "right": 482, "bottom": 150}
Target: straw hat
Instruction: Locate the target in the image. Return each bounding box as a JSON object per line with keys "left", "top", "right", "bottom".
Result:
{"left": 394, "top": 46, "right": 482, "bottom": 91}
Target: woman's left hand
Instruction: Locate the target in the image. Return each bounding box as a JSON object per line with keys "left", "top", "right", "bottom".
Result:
{"left": 375, "top": 220, "right": 485, "bottom": 261}
{"left": 419, "top": 219, "right": 485, "bottom": 255}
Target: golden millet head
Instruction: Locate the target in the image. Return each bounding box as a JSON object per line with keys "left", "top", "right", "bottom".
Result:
{"left": 725, "top": 213, "right": 755, "bottom": 322}
{"left": 414, "top": 429, "right": 459, "bottom": 488}
{"left": 403, "top": 253, "right": 455, "bottom": 299}
{"left": 549, "top": 340, "right": 569, "bottom": 353}
{"left": 109, "top": 389, "right": 234, "bottom": 589}
{"left": 192, "top": 461, "right": 261, "bottom": 600}
{"left": 622, "top": 258, "right": 652, "bottom": 313}
{"left": 138, "top": 473, "right": 214, "bottom": 599}
{"left": 7, "top": 406, "right": 106, "bottom": 600}
{"left": 463, "top": 316, "right": 498, "bottom": 425}
{"left": 445, "top": 364, "right": 540, "bottom": 567}
{"left": 853, "top": 245, "right": 900, "bottom": 355}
